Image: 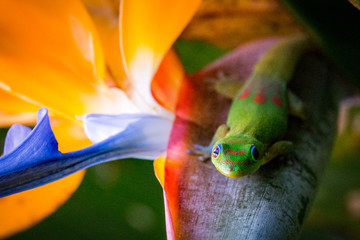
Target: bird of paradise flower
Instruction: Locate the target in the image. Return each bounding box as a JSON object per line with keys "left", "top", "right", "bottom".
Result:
{"left": 0, "top": 0, "right": 201, "bottom": 238}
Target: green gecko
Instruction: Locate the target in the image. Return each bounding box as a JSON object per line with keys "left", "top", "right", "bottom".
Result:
{"left": 188, "top": 35, "right": 312, "bottom": 178}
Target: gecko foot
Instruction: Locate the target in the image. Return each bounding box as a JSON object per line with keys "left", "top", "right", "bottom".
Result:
{"left": 186, "top": 144, "right": 212, "bottom": 162}
{"left": 205, "top": 71, "right": 244, "bottom": 99}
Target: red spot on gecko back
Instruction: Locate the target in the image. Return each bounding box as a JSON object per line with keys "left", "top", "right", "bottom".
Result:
{"left": 272, "top": 96, "right": 283, "bottom": 108}
{"left": 239, "top": 89, "right": 251, "bottom": 99}
{"left": 253, "top": 93, "right": 266, "bottom": 104}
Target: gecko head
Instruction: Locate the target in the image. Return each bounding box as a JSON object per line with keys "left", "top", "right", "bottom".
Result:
{"left": 211, "top": 136, "right": 265, "bottom": 178}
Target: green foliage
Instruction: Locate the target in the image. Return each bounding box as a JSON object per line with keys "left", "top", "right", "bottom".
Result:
{"left": 301, "top": 135, "right": 360, "bottom": 240}
{"left": 175, "top": 39, "right": 228, "bottom": 74}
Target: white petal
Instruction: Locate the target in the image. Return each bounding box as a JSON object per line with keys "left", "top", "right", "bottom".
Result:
{"left": 83, "top": 113, "right": 173, "bottom": 144}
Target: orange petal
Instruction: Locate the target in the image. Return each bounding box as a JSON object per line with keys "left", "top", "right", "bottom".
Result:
{"left": 0, "top": 0, "right": 104, "bottom": 116}
{"left": 0, "top": 89, "right": 39, "bottom": 127}
{"left": 82, "top": 0, "right": 129, "bottom": 89}
{"left": 151, "top": 50, "right": 185, "bottom": 113}
{"left": 0, "top": 171, "right": 85, "bottom": 239}
{"left": 0, "top": 116, "right": 91, "bottom": 239}
{"left": 154, "top": 152, "right": 166, "bottom": 187}
{"left": 0, "top": 0, "right": 135, "bottom": 121}
{"left": 50, "top": 116, "right": 92, "bottom": 152}
{"left": 119, "top": 0, "right": 201, "bottom": 113}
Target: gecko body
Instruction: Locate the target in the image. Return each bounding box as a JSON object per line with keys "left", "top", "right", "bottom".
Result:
{"left": 213, "top": 74, "right": 289, "bottom": 177}
{"left": 191, "top": 35, "right": 311, "bottom": 178}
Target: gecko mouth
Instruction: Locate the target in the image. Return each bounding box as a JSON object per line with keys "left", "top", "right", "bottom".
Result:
{"left": 220, "top": 160, "right": 248, "bottom": 165}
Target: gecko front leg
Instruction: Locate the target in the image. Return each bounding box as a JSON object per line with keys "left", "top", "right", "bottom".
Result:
{"left": 263, "top": 140, "right": 294, "bottom": 164}
{"left": 186, "top": 144, "right": 212, "bottom": 162}
{"left": 187, "top": 124, "right": 230, "bottom": 161}
{"left": 206, "top": 71, "right": 244, "bottom": 99}
{"left": 288, "top": 90, "right": 306, "bottom": 120}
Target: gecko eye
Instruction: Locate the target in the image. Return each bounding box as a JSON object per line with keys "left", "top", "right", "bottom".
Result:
{"left": 212, "top": 144, "right": 222, "bottom": 159}
{"left": 250, "top": 145, "right": 260, "bottom": 161}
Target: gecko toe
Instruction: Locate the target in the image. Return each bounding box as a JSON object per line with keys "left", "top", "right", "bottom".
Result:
{"left": 198, "top": 154, "right": 210, "bottom": 162}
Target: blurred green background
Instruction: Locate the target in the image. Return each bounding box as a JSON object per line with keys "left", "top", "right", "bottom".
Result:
{"left": 1, "top": 37, "right": 360, "bottom": 239}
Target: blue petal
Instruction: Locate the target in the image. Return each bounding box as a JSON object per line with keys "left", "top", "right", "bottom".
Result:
{"left": 0, "top": 108, "right": 61, "bottom": 176}
{"left": 0, "top": 108, "right": 172, "bottom": 197}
